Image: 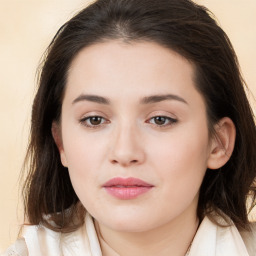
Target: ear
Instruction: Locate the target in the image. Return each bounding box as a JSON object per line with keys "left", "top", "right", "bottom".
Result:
{"left": 51, "top": 122, "right": 68, "bottom": 167}
{"left": 207, "top": 117, "right": 236, "bottom": 170}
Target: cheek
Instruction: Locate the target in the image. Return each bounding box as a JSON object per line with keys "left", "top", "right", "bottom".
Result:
{"left": 61, "top": 119, "right": 107, "bottom": 168}
{"left": 149, "top": 129, "right": 209, "bottom": 169}
{"left": 62, "top": 138, "right": 104, "bottom": 213}
{"left": 60, "top": 126, "right": 108, "bottom": 196}
{"left": 147, "top": 124, "right": 210, "bottom": 191}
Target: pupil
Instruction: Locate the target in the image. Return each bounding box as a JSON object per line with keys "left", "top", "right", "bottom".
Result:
{"left": 90, "top": 117, "right": 101, "bottom": 125}
{"left": 155, "top": 116, "right": 166, "bottom": 125}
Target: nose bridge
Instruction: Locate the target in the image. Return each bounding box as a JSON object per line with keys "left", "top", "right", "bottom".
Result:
{"left": 109, "top": 119, "right": 145, "bottom": 166}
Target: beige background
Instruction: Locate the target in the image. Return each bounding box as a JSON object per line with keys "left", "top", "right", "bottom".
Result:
{"left": 0, "top": 0, "right": 255, "bottom": 251}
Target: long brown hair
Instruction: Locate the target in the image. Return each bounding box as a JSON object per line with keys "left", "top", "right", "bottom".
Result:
{"left": 23, "top": 0, "right": 256, "bottom": 232}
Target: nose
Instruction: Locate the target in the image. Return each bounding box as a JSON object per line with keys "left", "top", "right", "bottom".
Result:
{"left": 109, "top": 123, "right": 145, "bottom": 167}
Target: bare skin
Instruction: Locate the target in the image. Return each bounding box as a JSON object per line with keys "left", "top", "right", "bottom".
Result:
{"left": 53, "top": 40, "right": 235, "bottom": 256}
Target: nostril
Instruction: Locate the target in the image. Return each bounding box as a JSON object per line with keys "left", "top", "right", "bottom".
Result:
{"left": 110, "top": 158, "right": 139, "bottom": 166}
{"left": 111, "top": 159, "right": 118, "bottom": 164}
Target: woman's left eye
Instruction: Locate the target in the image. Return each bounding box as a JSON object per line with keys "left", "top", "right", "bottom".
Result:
{"left": 147, "top": 116, "right": 177, "bottom": 126}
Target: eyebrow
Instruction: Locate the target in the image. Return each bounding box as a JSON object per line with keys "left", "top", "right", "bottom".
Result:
{"left": 72, "top": 94, "right": 110, "bottom": 105}
{"left": 72, "top": 93, "right": 188, "bottom": 105}
{"left": 141, "top": 94, "right": 188, "bottom": 105}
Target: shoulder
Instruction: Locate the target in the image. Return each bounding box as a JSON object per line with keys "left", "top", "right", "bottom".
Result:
{"left": 1, "top": 238, "right": 28, "bottom": 256}
{"left": 1, "top": 213, "right": 101, "bottom": 256}
{"left": 190, "top": 215, "right": 256, "bottom": 256}
{"left": 240, "top": 222, "right": 256, "bottom": 256}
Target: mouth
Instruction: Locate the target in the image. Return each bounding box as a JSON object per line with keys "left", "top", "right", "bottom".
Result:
{"left": 103, "top": 177, "right": 154, "bottom": 200}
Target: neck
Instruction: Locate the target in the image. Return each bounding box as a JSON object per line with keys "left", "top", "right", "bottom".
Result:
{"left": 95, "top": 208, "right": 199, "bottom": 256}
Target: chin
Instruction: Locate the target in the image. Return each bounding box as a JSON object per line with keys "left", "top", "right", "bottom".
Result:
{"left": 96, "top": 211, "right": 165, "bottom": 233}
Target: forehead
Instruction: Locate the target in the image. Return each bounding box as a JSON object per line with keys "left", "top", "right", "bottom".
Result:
{"left": 68, "top": 40, "right": 195, "bottom": 78}
{"left": 65, "top": 40, "right": 200, "bottom": 105}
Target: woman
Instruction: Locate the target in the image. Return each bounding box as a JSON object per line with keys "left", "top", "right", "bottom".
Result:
{"left": 2, "top": 0, "right": 256, "bottom": 255}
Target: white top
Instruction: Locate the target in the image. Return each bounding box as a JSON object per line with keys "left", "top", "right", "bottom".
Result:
{"left": 2, "top": 213, "right": 256, "bottom": 256}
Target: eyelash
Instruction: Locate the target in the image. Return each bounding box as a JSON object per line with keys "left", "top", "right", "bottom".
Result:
{"left": 79, "top": 116, "right": 109, "bottom": 128}
{"left": 79, "top": 115, "right": 178, "bottom": 129}
{"left": 146, "top": 116, "right": 178, "bottom": 127}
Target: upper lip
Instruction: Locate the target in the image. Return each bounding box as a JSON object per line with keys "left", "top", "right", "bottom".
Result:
{"left": 103, "top": 177, "right": 154, "bottom": 187}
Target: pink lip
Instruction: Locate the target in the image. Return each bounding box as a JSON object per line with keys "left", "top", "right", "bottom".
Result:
{"left": 103, "top": 177, "right": 154, "bottom": 200}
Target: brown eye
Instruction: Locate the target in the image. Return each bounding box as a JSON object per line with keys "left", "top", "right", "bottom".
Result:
{"left": 80, "top": 116, "right": 107, "bottom": 128}
{"left": 89, "top": 116, "right": 103, "bottom": 125}
{"left": 148, "top": 116, "right": 178, "bottom": 127}
{"left": 154, "top": 116, "right": 167, "bottom": 125}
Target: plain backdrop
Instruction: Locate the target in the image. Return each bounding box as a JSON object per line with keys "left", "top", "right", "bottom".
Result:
{"left": 0, "top": 0, "right": 255, "bottom": 251}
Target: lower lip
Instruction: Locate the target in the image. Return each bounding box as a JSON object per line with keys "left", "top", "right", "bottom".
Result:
{"left": 104, "top": 186, "right": 153, "bottom": 200}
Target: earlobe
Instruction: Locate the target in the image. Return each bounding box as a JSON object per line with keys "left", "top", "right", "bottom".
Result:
{"left": 207, "top": 117, "right": 236, "bottom": 170}
{"left": 51, "top": 122, "right": 68, "bottom": 167}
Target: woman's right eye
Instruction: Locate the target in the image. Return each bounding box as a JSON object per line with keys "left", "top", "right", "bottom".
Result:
{"left": 79, "top": 116, "right": 108, "bottom": 128}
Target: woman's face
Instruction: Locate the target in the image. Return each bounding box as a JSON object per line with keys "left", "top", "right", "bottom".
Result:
{"left": 58, "top": 41, "right": 213, "bottom": 232}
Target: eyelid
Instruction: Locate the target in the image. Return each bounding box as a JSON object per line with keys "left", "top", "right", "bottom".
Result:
{"left": 146, "top": 111, "right": 177, "bottom": 120}
{"left": 79, "top": 114, "right": 110, "bottom": 129}
{"left": 147, "top": 116, "right": 177, "bottom": 126}
{"left": 145, "top": 111, "right": 178, "bottom": 127}
{"left": 78, "top": 110, "right": 109, "bottom": 121}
